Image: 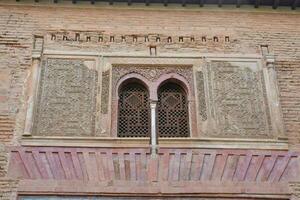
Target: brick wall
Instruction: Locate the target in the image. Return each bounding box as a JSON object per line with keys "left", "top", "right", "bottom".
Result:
{"left": 0, "top": 3, "right": 299, "bottom": 198}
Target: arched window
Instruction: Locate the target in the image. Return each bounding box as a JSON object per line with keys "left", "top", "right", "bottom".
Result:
{"left": 117, "top": 80, "right": 150, "bottom": 137}
{"left": 157, "top": 82, "right": 189, "bottom": 137}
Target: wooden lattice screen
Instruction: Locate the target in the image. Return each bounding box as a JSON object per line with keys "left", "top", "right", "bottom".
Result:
{"left": 117, "top": 83, "right": 150, "bottom": 137}
{"left": 157, "top": 82, "right": 189, "bottom": 137}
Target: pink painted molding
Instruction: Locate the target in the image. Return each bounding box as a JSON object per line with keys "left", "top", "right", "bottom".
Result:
{"left": 8, "top": 147, "right": 299, "bottom": 184}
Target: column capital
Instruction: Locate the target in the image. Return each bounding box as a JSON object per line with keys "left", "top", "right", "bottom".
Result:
{"left": 150, "top": 101, "right": 157, "bottom": 109}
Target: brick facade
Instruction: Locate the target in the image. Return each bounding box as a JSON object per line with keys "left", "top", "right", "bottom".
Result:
{"left": 0, "top": 2, "right": 299, "bottom": 199}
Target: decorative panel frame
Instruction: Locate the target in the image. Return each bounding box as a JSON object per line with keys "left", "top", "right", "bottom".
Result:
{"left": 23, "top": 50, "right": 286, "bottom": 148}
{"left": 200, "top": 57, "right": 284, "bottom": 140}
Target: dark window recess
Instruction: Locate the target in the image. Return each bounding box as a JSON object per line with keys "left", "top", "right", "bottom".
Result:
{"left": 118, "top": 83, "right": 150, "bottom": 137}
{"left": 157, "top": 82, "right": 189, "bottom": 137}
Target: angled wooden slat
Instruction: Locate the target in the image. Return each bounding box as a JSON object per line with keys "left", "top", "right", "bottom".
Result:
{"left": 190, "top": 153, "right": 204, "bottom": 181}
{"left": 159, "top": 153, "right": 170, "bottom": 181}
{"left": 76, "top": 152, "right": 89, "bottom": 181}
{"left": 148, "top": 156, "right": 158, "bottom": 182}
{"left": 8, "top": 151, "right": 30, "bottom": 179}
{"left": 70, "top": 151, "right": 83, "bottom": 180}
{"left": 245, "top": 155, "right": 265, "bottom": 181}
{"left": 256, "top": 155, "right": 277, "bottom": 181}
{"left": 58, "top": 152, "right": 73, "bottom": 180}
{"left": 280, "top": 156, "right": 299, "bottom": 181}
{"left": 45, "top": 151, "right": 64, "bottom": 179}
{"left": 124, "top": 153, "right": 131, "bottom": 181}
{"left": 95, "top": 152, "right": 106, "bottom": 181}
{"left": 19, "top": 151, "right": 40, "bottom": 179}
{"left": 222, "top": 154, "right": 239, "bottom": 181}
{"left": 129, "top": 152, "right": 137, "bottom": 181}
{"left": 170, "top": 152, "right": 181, "bottom": 181}
{"left": 83, "top": 152, "right": 98, "bottom": 181}
{"left": 179, "top": 152, "right": 192, "bottom": 181}
{"left": 211, "top": 154, "right": 228, "bottom": 181}
{"left": 32, "top": 151, "right": 49, "bottom": 179}
{"left": 268, "top": 155, "right": 290, "bottom": 182}
{"left": 233, "top": 154, "right": 252, "bottom": 181}
{"left": 140, "top": 152, "right": 147, "bottom": 181}
{"left": 32, "top": 151, "right": 52, "bottom": 179}
{"left": 200, "top": 153, "right": 216, "bottom": 181}
{"left": 118, "top": 152, "right": 126, "bottom": 180}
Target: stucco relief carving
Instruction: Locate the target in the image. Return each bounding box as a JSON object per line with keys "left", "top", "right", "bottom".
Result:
{"left": 101, "top": 70, "right": 110, "bottom": 114}
{"left": 112, "top": 65, "right": 194, "bottom": 96}
{"left": 196, "top": 71, "right": 207, "bottom": 121}
{"left": 206, "top": 61, "right": 271, "bottom": 138}
{"left": 33, "top": 58, "right": 98, "bottom": 136}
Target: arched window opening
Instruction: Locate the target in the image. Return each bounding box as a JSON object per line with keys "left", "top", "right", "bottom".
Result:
{"left": 157, "top": 82, "right": 190, "bottom": 137}
{"left": 117, "top": 81, "right": 150, "bottom": 137}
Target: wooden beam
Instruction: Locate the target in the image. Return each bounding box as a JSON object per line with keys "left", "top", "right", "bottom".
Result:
{"left": 218, "top": 0, "right": 223, "bottom": 7}
{"left": 273, "top": 0, "right": 279, "bottom": 8}
{"left": 292, "top": 0, "right": 299, "bottom": 9}
{"left": 254, "top": 0, "right": 260, "bottom": 8}
{"left": 236, "top": 0, "right": 241, "bottom": 7}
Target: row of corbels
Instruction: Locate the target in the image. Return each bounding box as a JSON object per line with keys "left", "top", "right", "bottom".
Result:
{"left": 49, "top": 33, "right": 231, "bottom": 43}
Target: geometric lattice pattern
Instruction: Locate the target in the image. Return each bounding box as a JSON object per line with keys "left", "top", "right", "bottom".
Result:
{"left": 207, "top": 61, "right": 270, "bottom": 138}
{"left": 33, "top": 58, "right": 97, "bottom": 136}
{"left": 158, "top": 82, "right": 189, "bottom": 137}
{"left": 118, "top": 83, "right": 150, "bottom": 137}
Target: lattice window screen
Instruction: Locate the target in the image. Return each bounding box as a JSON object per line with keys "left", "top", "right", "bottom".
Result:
{"left": 158, "top": 82, "right": 189, "bottom": 137}
{"left": 117, "top": 83, "right": 150, "bottom": 137}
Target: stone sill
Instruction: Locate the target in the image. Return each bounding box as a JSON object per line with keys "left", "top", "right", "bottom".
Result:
{"left": 21, "top": 136, "right": 289, "bottom": 150}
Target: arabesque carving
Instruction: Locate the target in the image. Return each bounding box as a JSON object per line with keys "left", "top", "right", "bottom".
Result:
{"left": 112, "top": 65, "right": 194, "bottom": 96}
{"left": 207, "top": 61, "right": 271, "bottom": 138}
{"left": 33, "top": 58, "right": 98, "bottom": 136}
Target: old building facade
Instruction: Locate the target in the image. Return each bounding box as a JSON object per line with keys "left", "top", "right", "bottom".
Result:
{"left": 0, "top": 0, "right": 300, "bottom": 199}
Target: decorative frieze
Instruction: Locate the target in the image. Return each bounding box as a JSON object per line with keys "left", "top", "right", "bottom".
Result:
{"left": 33, "top": 58, "right": 98, "bottom": 136}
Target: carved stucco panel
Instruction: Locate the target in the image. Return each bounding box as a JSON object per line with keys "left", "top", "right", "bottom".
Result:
{"left": 33, "top": 58, "right": 98, "bottom": 136}
{"left": 112, "top": 65, "right": 194, "bottom": 97}
{"left": 206, "top": 61, "right": 271, "bottom": 138}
